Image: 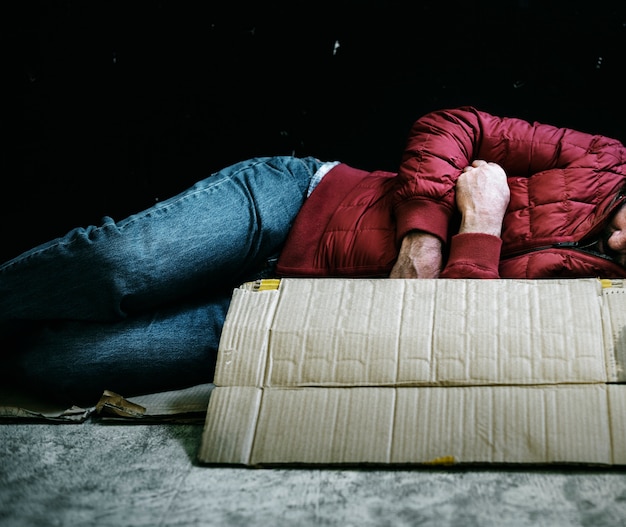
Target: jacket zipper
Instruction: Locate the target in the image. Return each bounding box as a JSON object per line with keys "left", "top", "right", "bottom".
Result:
{"left": 502, "top": 241, "right": 616, "bottom": 263}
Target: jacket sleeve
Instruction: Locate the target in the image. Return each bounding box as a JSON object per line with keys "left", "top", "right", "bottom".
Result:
{"left": 393, "top": 106, "right": 484, "bottom": 243}
{"left": 392, "top": 105, "right": 607, "bottom": 244}
{"left": 439, "top": 233, "right": 502, "bottom": 279}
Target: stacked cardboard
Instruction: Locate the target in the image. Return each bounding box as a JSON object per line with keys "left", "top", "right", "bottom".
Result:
{"left": 199, "top": 278, "right": 626, "bottom": 466}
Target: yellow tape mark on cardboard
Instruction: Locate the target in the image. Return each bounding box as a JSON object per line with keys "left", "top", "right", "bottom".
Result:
{"left": 424, "top": 456, "right": 456, "bottom": 466}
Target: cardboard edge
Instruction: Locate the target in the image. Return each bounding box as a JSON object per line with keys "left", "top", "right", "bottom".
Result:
{"left": 608, "top": 384, "right": 626, "bottom": 465}
{"left": 197, "top": 387, "right": 262, "bottom": 465}
{"left": 214, "top": 287, "right": 280, "bottom": 387}
{"left": 602, "top": 284, "right": 626, "bottom": 382}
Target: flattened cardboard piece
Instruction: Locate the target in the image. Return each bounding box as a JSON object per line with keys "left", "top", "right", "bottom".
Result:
{"left": 215, "top": 278, "right": 608, "bottom": 388}
{"left": 95, "top": 383, "right": 215, "bottom": 422}
{"left": 199, "top": 278, "right": 626, "bottom": 466}
{"left": 203, "top": 385, "right": 624, "bottom": 466}
{"left": 0, "top": 383, "right": 214, "bottom": 424}
{"left": 96, "top": 390, "right": 147, "bottom": 418}
{"left": 0, "top": 385, "right": 93, "bottom": 423}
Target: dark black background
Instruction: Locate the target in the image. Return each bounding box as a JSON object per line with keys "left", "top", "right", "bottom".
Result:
{"left": 13, "top": 0, "right": 626, "bottom": 264}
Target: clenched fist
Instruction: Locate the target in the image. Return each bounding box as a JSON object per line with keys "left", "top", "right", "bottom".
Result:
{"left": 456, "top": 160, "right": 510, "bottom": 237}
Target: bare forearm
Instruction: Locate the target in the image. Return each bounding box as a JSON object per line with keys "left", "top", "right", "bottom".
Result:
{"left": 389, "top": 231, "right": 442, "bottom": 279}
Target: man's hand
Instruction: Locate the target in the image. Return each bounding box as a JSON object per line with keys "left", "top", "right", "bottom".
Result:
{"left": 456, "top": 160, "right": 510, "bottom": 236}
{"left": 389, "top": 231, "right": 442, "bottom": 278}
{"left": 389, "top": 160, "right": 508, "bottom": 279}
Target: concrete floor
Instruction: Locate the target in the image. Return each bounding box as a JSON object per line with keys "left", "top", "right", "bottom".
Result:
{"left": 1, "top": 420, "right": 626, "bottom": 527}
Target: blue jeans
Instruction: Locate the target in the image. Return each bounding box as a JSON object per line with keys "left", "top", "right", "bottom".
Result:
{"left": 1, "top": 156, "right": 323, "bottom": 402}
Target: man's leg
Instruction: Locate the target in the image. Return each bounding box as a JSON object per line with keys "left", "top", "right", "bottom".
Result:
{"left": 6, "top": 293, "right": 231, "bottom": 403}
{"left": 0, "top": 156, "right": 322, "bottom": 326}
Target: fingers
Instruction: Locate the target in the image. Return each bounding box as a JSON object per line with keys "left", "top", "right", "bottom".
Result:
{"left": 463, "top": 159, "right": 489, "bottom": 172}
{"left": 460, "top": 161, "right": 509, "bottom": 195}
{"left": 461, "top": 161, "right": 507, "bottom": 186}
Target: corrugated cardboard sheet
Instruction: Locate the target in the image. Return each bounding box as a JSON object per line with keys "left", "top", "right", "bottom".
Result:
{"left": 0, "top": 383, "right": 214, "bottom": 423}
{"left": 199, "top": 278, "right": 626, "bottom": 466}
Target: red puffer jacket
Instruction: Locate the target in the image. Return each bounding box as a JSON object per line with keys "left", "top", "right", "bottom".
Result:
{"left": 276, "top": 107, "right": 626, "bottom": 279}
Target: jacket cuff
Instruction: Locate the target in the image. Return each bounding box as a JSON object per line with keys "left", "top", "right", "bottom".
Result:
{"left": 394, "top": 198, "right": 451, "bottom": 243}
{"left": 440, "top": 233, "right": 502, "bottom": 279}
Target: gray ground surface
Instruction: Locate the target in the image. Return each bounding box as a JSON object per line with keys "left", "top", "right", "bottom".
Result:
{"left": 1, "top": 421, "right": 626, "bottom": 527}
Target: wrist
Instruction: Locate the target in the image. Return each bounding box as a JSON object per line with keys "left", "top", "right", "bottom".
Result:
{"left": 402, "top": 231, "right": 442, "bottom": 249}
{"left": 459, "top": 212, "right": 503, "bottom": 237}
